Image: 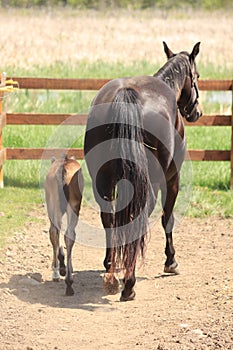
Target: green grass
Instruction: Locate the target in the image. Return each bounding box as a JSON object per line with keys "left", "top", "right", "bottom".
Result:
{"left": 0, "top": 187, "right": 44, "bottom": 252}
{"left": 186, "top": 186, "right": 233, "bottom": 218}
{"left": 5, "top": 60, "right": 159, "bottom": 80}
{"left": 186, "top": 126, "right": 231, "bottom": 150}
{"left": 0, "top": 60, "right": 232, "bottom": 252}
{"left": 4, "top": 59, "right": 232, "bottom": 80}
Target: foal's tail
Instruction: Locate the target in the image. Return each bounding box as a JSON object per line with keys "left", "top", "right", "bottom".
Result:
{"left": 45, "top": 155, "right": 67, "bottom": 230}
{"left": 110, "top": 87, "right": 150, "bottom": 278}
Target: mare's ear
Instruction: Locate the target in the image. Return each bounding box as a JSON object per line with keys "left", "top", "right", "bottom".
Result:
{"left": 51, "top": 156, "right": 56, "bottom": 163}
{"left": 163, "top": 41, "right": 174, "bottom": 59}
{"left": 190, "top": 42, "right": 200, "bottom": 62}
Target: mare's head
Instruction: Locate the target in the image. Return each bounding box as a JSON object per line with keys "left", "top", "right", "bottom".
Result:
{"left": 163, "top": 42, "right": 203, "bottom": 122}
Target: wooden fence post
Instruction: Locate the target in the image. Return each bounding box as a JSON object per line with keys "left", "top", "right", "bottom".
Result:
{"left": 0, "top": 73, "right": 19, "bottom": 188}
{"left": 0, "top": 72, "right": 6, "bottom": 188}
{"left": 0, "top": 98, "right": 3, "bottom": 189}
{"left": 231, "top": 79, "right": 233, "bottom": 189}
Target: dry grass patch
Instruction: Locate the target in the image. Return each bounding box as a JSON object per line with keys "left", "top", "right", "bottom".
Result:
{"left": 0, "top": 8, "right": 232, "bottom": 69}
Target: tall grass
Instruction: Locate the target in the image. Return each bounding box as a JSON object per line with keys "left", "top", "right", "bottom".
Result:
{"left": 5, "top": 60, "right": 233, "bottom": 80}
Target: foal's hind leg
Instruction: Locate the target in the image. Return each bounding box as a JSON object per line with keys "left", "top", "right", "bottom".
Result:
{"left": 64, "top": 203, "right": 79, "bottom": 296}
{"left": 58, "top": 246, "right": 66, "bottom": 277}
{"left": 161, "top": 175, "right": 179, "bottom": 274}
{"left": 49, "top": 221, "right": 62, "bottom": 281}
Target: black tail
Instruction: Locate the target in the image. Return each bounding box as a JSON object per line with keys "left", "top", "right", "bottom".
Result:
{"left": 55, "top": 156, "right": 69, "bottom": 214}
{"left": 110, "top": 87, "right": 149, "bottom": 278}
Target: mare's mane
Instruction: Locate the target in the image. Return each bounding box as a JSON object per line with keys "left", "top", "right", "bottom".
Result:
{"left": 154, "top": 53, "right": 191, "bottom": 91}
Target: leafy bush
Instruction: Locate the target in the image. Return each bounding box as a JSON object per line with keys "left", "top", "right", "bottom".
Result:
{"left": 0, "top": 0, "right": 232, "bottom": 9}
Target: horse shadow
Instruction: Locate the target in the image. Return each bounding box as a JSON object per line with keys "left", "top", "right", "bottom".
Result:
{"left": 0, "top": 269, "right": 116, "bottom": 311}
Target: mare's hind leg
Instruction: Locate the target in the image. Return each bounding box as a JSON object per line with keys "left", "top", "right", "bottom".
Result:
{"left": 101, "top": 211, "right": 114, "bottom": 272}
{"left": 94, "top": 176, "right": 120, "bottom": 295}
{"left": 148, "top": 182, "right": 159, "bottom": 217}
{"left": 161, "top": 175, "right": 179, "bottom": 274}
{"left": 93, "top": 174, "right": 115, "bottom": 272}
{"left": 120, "top": 269, "right": 136, "bottom": 302}
{"left": 64, "top": 202, "right": 80, "bottom": 296}
{"left": 120, "top": 242, "right": 138, "bottom": 301}
{"left": 49, "top": 221, "right": 62, "bottom": 281}
{"left": 101, "top": 211, "right": 120, "bottom": 295}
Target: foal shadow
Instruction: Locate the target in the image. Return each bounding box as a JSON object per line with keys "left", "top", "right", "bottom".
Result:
{"left": 0, "top": 269, "right": 114, "bottom": 311}
{"left": 154, "top": 272, "right": 179, "bottom": 279}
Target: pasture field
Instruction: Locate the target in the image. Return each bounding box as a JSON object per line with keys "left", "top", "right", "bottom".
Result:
{"left": 0, "top": 8, "right": 232, "bottom": 69}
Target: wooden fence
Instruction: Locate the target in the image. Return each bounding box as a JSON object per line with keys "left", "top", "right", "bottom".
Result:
{"left": 0, "top": 77, "right": 232, "bottom": 188}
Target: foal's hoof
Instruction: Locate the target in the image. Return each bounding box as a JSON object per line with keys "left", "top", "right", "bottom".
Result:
{"left": 164, "top": 262, "right": 180, "bottom": 275}
{"left": 103, "top": 273, "right": 120, "bottom": 295}
{"left": 120, "top": 290, "right": 136, "bottom": 302}
{"left": 52, "top": 277, "right": 60, "bottom": 282}
{"left": 59, "top": 267, "right": 66, "bottom": 277}
{"left": 52, "top": 268, "right": 60, "bottom": 281}
{"left": 66, "top": 285, "right": 74, "bottom": 296}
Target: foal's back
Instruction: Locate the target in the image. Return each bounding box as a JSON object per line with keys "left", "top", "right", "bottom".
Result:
{"left": 45, "top": 156, "right": 83, "bottom": 223}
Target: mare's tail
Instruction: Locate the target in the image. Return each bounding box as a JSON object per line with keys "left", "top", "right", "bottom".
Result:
{"left": 110, "top": 87, "right": 150, "bottom": 278}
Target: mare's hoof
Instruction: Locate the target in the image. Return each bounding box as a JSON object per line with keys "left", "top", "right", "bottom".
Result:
{"left": 103, "top": 273, "right": 120, "bottom": 294}
{"left": 66, "top": 286, "right": 74, "bottom": 296}
{"left": 164, "top": 262, "right": 180, "bottom": 275}
{"left": 104, "top": 261, "right": 111, "bottom": 272}
{"left": 59, "top": 267, "right": 66, "bottom": 277}
{"left": 120, "top": 290, "right": 136, "bottom": 302}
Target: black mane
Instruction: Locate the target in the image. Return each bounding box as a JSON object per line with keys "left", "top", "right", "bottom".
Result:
{"left": 154, "top": 53, "right": 190, "bottom": 93}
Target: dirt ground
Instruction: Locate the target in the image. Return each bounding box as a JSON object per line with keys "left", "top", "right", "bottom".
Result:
{"left": 0, "top": 205, "right": 232, "bottom": 350}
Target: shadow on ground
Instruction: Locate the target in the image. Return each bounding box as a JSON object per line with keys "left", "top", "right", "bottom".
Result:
{"left": 0, "top": 269, "right": 116, "bottom": 311}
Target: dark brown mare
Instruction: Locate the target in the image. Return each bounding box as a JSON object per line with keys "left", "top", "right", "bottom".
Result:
{"left": 84, "top": 42, "right": 202, "bottom": 301}
{"left": 45, "top": 155, "right": 84, "bottom": 296}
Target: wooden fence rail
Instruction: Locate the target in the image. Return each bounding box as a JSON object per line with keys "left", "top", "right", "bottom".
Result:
{"left": 0, "top": 78, "right": 232, "bottom": 188}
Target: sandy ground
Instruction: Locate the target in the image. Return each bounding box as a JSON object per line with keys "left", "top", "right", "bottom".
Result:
{"left": 0, "top": 205, "right": 232, "bottom": 350}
